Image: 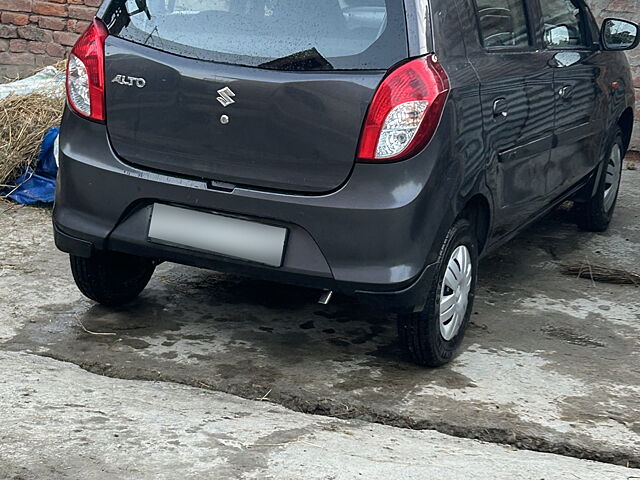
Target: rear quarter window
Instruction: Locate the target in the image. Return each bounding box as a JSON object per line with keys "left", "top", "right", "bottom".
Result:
{"left": 102, "top": 0, "right": 408, "bottom": 71}
{"left": 474, "top": 0, "right": 531, "bottom": 49}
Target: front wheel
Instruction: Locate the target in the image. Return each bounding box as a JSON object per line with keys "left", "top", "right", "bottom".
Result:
{"left": 397, "top": 218, "right": 478, "bottom": 367}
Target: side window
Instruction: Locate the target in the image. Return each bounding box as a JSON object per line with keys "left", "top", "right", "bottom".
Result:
{"left": 475, "top": 0, "right": 531, "bottom": 49}
{"left": 540, "top": 0, "right": 588, "bottom": 48}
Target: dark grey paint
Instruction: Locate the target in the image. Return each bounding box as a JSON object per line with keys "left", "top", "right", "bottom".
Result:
{"left": 54, "top": 0, "right": 636, "bottom": 312}
{"left": 105, "top": 37, "right": 384, "bottom": 193}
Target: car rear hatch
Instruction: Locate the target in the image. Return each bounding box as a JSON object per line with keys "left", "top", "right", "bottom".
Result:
{"left": 101, "top": 0, "right": 408, "bottom": 193}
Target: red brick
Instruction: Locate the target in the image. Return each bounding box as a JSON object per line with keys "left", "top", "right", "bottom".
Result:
{"left": 38, "top": 15, "right": 66, "bottom": 30}
{"left": 83, "top": 0, "right": 101, "bottom": 7}
{"left": 44, "top": 42, "right": 65, "bottom": 57}
{"left": 34, "top": 52, "right": 59, "bottom": 67}
{"left": 17, "top": 25, "right": 52, "bottom": 41}
{"left": 67, "top": 19, "right": 89, "bottom": 33}
{"left": 9, "top": 38, "right": 27, "bottom": 52}
{"left": 0, "top": 51, "right": 34, "bottom": 64}
{"left": 67, "top": 0, "right": 83, "bottom": 4}
{"left": 0, "top": 25, "right": 18, "bottom": 38}
{"left": 53, "top": 30, "right": 78, "bottom": 46}
{"left": 68, "top": 4, "right": 94, "bottom": 20}
{"left": 1, "top": 12, "right": 30, "bottom": 26}
{"left": 0, "top": 0, "right": 32, "bottom": 13}
{"left": 604, "top": 0, "right": 636, "bottom": 13}
{"left": 32, "top": 1, "right": 67, "bottom": 17}
{"left": 28, "top": 40, "right": 46, "bottom": 53}
{"left": 0, "top": 39, "right": 8, "bottom": 51}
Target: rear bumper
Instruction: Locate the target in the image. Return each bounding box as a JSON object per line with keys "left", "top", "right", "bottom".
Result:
{"left": 53, "top": 109, "right": 452, "bottom": 311}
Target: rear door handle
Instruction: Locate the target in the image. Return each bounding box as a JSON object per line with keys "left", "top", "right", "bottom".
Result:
{"left": 492, "top": 98, "right": 509, "bottom": 119}
{"left": 558, "top": 85, "right": 574, "bottom": 99}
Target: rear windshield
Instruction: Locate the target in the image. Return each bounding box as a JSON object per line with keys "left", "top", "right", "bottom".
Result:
{"left": 102, "top": 0, "right": 408, "bottom": 71}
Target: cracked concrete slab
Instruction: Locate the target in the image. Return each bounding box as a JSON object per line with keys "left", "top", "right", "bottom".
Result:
{"left": 0, "top": 350, "right": 638, "bottom": 480}
{"left": 1, "top": 169, "right": 640, "bottom": 469}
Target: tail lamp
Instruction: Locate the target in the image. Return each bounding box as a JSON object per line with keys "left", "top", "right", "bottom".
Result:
{"left": 66, "top": 19, "right": 108, "bottom": 123}
{"left": 357, "top": 55, "right": 450, "bottom": 162}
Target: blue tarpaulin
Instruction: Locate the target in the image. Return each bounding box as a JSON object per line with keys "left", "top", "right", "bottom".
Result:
{"left": 4, "top": 127, "right": 59, "bottom": 205}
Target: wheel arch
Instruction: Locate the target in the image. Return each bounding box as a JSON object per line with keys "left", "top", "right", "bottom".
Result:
{"left": 459, "top": 194, "right": 491, "bottom": 255}
{"left": 618, "top": 107, "right": 633, "bottom": 155}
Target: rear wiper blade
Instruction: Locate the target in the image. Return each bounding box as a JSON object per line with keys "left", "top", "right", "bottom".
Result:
{"left": 260, "top": 48, "right": 334, "bottom": 71}
{"left": 129, "top": 0, "right": 151, "bottom": 20}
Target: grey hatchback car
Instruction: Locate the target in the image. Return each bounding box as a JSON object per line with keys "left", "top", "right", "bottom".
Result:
{"left": 54, "top": 0, "right": 638, "bottom": 366}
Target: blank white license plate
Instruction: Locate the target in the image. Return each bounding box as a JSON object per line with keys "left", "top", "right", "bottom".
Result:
{"left": 148, "top": 204, "right": 287, "bottom": 267}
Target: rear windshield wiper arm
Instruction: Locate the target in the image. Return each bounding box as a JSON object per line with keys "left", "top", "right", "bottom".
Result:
{"left": 260, "top": 48, "right": 334, "bottom": 71}
{"left": 129, "top": 0, "right": 151, "bottom": 20}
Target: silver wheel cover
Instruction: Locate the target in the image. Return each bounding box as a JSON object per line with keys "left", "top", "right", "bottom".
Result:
{"left": 603, "top": 143, "right": 622, "bottom": 213}
{"left": 439, "top": 245, "right": 472, "bottom": 341}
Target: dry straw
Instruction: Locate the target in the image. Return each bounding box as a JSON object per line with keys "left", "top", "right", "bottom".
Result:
{"left": 0, "top": 61, "right": 66, "bottom": 188}
{"left": 561, "top": 263, "right": 640, "bottom": 286}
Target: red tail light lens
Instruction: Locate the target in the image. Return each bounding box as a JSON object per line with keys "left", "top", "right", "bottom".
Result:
{"left": 66, "top": 19, "right": 108, "bottom": 122}
{"left": 357, "top": 55, "right": 449, "bottom": 163}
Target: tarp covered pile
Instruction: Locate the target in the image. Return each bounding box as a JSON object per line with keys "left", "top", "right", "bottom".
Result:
{"left": 1, "top": 64, "right": 64, "bottom": 205}
{"left": 0, "top": 66, "right": 65, "bottom": 100}
{"left": 4, "top": 127, "right": 59, "bottom": 204}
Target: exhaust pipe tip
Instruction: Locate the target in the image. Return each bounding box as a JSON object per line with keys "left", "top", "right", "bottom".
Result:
{"left": 318, "top": 290, "right": 333, "bottom": 305}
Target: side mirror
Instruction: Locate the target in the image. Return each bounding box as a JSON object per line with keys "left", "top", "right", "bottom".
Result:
{"left": 601, "top": 18, "right": 640, "bottom": 51}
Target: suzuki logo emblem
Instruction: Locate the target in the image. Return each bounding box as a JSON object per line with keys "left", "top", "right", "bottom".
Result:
{"left": 216, "top": 87, "right": 236, "bottom": 107}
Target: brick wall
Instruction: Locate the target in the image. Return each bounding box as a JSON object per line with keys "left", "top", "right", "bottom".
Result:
{"left": 0, "top": 0, "right": 638, "bottom": 148}
{"left": 0, "top": 0, "right": 98, "bottom": 82}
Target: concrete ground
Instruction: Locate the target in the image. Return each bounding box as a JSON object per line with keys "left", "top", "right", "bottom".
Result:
{"left": 1, "top": 351, "right": 637, "bottom": 480}
{"left": 1, "top": 167, "right": 640, "bottom": 478}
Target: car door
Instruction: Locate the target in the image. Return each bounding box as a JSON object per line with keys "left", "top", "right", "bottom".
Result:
{"left": 538, "top": 0, "right": 602, "bottom": 198}
{"left": 463, "top": 0, "right": 557, "bottom": 238}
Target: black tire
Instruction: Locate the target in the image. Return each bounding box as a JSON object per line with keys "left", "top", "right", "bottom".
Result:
{"left": 397, "top": 218, "right": 478, "bottom": 367}
{"left": 70, "top": 251, "right": 156, "bottom": 306}
{"left": 575, "top": 127, "right": 625, "bottom": 232}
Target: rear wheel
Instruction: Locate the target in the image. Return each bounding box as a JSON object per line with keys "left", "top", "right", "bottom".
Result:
{"left": 397, "top": 218, "right": 478, "bottom": 367}
{"left": 575, "top": 128, "right": 624, "bottom": 232}
{"left": 70, "top": 252, "right": 156, "bottom": 306}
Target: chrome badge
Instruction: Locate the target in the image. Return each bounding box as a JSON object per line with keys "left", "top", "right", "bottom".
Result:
{"left": 216, "top": 87, "right": 236, "bottom": 107}
{"left": 112, "top": 74, "right": 146, "bottom": 88}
